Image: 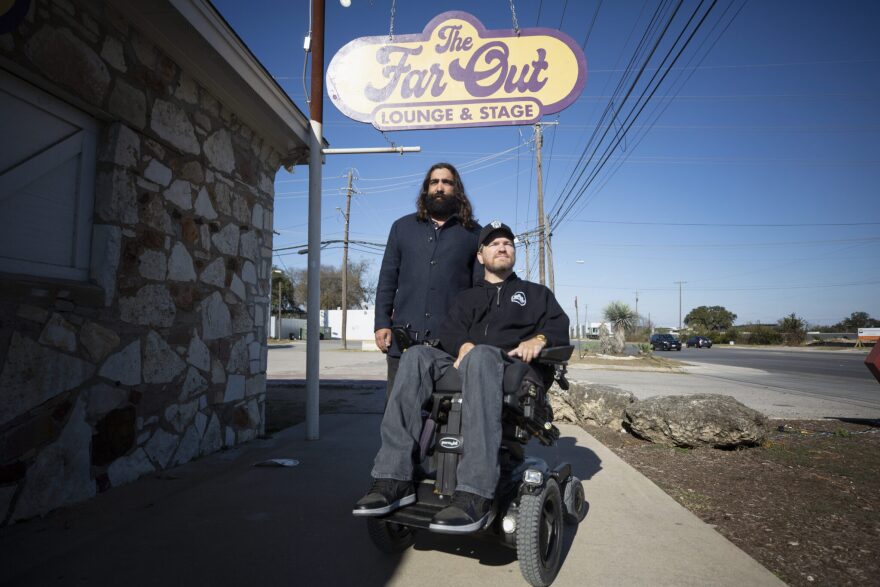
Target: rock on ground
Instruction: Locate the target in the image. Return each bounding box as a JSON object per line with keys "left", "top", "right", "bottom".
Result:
{"left": 550, "top": 381, "right": 635, "bottom": 430}
{"left": 624, "top": 393, "right": 768, "bottom": 448}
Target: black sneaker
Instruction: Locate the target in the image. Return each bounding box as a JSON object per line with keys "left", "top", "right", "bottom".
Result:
{"left": 429, "top": 490, "right": 493, "bottom": 534}
{"left": 352, "top": 478, "right": 416, "bottom": 516}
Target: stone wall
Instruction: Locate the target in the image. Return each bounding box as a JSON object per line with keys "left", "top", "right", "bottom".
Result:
{"left": 0, "top": 0, "right": 283, "bottom": 524}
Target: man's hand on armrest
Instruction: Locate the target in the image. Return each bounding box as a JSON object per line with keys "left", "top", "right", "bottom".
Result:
{"left": 375, "top": 328, "right": 392, "bottom": 353}
{"left": 507, "top": 335, "right": 547, "bottom": 363}
{"left": 453, "top": 342, "right": 475, "bottom": 369}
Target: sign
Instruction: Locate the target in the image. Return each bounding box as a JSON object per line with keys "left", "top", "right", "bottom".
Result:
{"left": 858, "top": 328, "right": 880, "bottom": 342}
{"left": 866, "top": 341, "right": 880, "bottom": 384}
{"left": 326, "top": 11, "right": 586, "bottom": 131}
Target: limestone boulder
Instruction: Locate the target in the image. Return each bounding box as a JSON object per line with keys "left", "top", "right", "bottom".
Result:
{"left": 555, "top": 381, "right": 635, "bottom": 430}
{"left": 547, "top": 387, "right": 578, "bottom": 424}
{"left": 624, "top": 393, "right": 768, "bottom": 449}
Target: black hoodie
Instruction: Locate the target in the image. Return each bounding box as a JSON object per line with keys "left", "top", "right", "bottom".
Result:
{"left": 439, "top": 273, "right": 570, "bottom": 356}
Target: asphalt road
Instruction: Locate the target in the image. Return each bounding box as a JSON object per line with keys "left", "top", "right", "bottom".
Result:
{"left": 268, "top": 341, "right": 880, "bottom": 418}
{"left": 669, "top": 346, "right": 880, "bottom": 414}
{"left": 672, "top": 346, "right": 874, "bottom": 381}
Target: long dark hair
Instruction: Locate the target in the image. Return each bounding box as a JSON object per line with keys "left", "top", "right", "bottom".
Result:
{"left": 416, "top": 162, "right": 477, "bottom": 229}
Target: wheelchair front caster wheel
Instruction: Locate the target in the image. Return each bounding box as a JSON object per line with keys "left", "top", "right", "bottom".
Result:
{"left": 516, "top": 478, "right": 563, "bottom": 587}
{"left": 562, "top": 476, "right": 587, "bottom": 525}
{"left": 366, "top": 518, "right": 415, "bottom": 553}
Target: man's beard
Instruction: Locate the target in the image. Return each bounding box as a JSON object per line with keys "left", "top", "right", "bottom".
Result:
{"left": 484, "top": 254, "right": 514, "bottom": 273}
{"left": 425, "top": 193, "right": 459, "bottom": 220}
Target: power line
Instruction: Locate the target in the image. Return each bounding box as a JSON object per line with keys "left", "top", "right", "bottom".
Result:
{"left": 553, "top": 0, "right": 729, "bottom": 229}
{"left": 582, "top": 236, "right": 880, "bottom": 248}
{"left": 585, "top": 57, "right": 880, "bottom": 73}
{"left": 560, "top": 0, "right": 749, "bottom": 221}
{"left": 581, "top": 0, "right": 604, "bottom": 50}
{"left": 551, "top": 0, "right": 688, "bottom": 222}
{"left": 570, "top": 219, "right": 880, "bottom": 227}
{"left": 554, "top": 279, "right": 880, "bottom": 292}
{"left": 556, "top": 0, "right": 717, "bottom": 222}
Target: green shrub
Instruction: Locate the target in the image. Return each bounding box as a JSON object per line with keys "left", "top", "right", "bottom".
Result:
{"left": 746, "top": 325, "right": 781, "bottom": 345}
{"left": 723, "top": 327, "right": 740, "bottom": 344}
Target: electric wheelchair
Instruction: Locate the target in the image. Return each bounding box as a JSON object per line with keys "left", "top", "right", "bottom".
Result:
{"left": 362, "top": 340, "right": 586, "bottom": 587}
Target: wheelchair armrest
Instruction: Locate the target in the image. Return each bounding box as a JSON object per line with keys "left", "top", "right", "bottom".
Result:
{"left": 434, "top": 367, "right": 462, "bottom": 393}
{"left": 537, "top": 345, "right": 574, "bottom": 364}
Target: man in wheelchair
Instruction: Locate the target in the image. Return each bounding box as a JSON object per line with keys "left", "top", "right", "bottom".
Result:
{"left": 353, "top": 221, "right": 570, "bottom": 534}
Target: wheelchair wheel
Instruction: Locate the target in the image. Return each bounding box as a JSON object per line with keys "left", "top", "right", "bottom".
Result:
{"left": 562, "top": 476, "right": 587, "bottom": 525}
{"left": 366, "top": 519, "right": 415, "bottom": 554}
{"left": 516, "top": 479, "right": 563, "bottom": 587}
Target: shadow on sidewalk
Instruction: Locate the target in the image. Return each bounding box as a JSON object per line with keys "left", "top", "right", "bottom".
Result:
{"left": 266, "top": 378, "right": 386, "bottom": 432}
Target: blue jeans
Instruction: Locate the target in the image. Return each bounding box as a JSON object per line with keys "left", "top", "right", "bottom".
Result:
{"left": 371, "top": 345, "right": 510, "bottom": 499}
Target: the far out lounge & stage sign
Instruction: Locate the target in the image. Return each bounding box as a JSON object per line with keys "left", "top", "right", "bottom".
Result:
{"left": 326, "top": 11, "right": 587, "bottom": 131}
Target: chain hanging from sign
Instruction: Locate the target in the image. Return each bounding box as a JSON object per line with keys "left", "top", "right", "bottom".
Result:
{"left": 508, "top": 0, "right": 521, "bottom": 36}
{"left": 388, "top": 0, "right": 396, "bottom": 41}
{"left": 327, "top": 11, "right": 587, "bottom": 132}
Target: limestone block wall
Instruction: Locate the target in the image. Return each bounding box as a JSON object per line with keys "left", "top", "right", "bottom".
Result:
{"left": 0, "top": 0, "right": 282, "bottom": 524}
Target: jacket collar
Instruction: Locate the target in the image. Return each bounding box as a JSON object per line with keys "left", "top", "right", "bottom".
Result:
{"left": 477, "top": 272, "right": 519, "bottom": 288}
{"left": 419, "top": 212, "right": 460, "bottom": 227}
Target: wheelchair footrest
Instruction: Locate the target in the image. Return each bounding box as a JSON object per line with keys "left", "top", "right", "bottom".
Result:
{"left": 380, "top": 481, "right": 454, "bottom": 529}
{"left": 383, "top": 501, "right": 445, "bottom": 530}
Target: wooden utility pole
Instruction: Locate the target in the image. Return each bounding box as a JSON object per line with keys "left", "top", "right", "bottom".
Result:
{"left": 535, "top": 124, "right": 546, "bottom": 286}
{"left": 523, "top": 234, "right": 530, "bottom": 281}
{"left": 341, "top": 169, "right": 353, "bottom": 349}
{"left": 546, "top": 214, "right": 555, "bottom": 292}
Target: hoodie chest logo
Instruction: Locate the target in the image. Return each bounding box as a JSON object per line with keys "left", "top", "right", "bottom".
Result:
{"left": 511, "top": 291, "right": 527, "bottom": 306}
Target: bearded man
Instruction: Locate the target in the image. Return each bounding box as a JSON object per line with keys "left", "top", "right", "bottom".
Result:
{"left": 374, "top": 163, "right": 482, "bottom": 393}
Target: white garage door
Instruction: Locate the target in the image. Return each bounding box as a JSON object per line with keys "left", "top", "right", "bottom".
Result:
{"left": 0, "top": 69, "right": 98, "bottom": 281}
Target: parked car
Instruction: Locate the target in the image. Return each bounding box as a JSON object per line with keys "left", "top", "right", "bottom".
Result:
{"left": 686, "top": 336, "right": 713, "bottom": 348}
{"left": 650, "top": 333, "right": 682, "bottom": 351}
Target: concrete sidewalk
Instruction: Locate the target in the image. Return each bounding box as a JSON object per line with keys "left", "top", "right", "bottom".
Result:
{"left": 0, "top": 405, "right": 783, "bottom": 586}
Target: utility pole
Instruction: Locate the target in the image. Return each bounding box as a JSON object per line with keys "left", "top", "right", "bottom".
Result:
{"left": 535, "top": 124, "right": 546, "bottom": 285}
{"left": 634, "top": 290, "right": 639, "bottom": 328}
{"left": 674, "top": 281, "right": 686, "bottom": 331}
{"left": 340, "top": 169, "right": 353, "bottom": 350}
{"left": 574, "top": 296, "right": 580, "bottom": 339}
{"left": 532, "top": 122, "right": 558, "bottom": 286}
{"left": 546, "top": 215, "right": 555, "bottom": 292}
{"left": 523, "top": 234, "right": 530, "bottom": 281}
{"left": 277, "top": 279, "right": 282, "bottom": 340}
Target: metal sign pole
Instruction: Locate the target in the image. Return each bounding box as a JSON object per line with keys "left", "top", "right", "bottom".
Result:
{"left": 305, "top": 0, "right": 326, "bottom": 441}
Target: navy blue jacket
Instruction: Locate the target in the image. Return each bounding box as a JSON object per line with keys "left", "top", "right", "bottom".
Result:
{"left": 375, "top": 213, "right": 482, "bottom": 357}
{"left": 439, "top": 273, "right": 570, "bottom": 356}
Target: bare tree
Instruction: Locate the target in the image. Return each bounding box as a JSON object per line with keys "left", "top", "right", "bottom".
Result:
{"left": 290, "top": 260, "right": 375, "bottom": 309}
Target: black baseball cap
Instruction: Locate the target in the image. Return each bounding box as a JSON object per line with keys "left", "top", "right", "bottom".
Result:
{"left": 478, "top": 220, "right": 515, "bottom": 247}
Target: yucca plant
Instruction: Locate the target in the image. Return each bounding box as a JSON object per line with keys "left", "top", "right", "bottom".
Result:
{"left": 603, "top": 301, "right": 638, "bottom": 354}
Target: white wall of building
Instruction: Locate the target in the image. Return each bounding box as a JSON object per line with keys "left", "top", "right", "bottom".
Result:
{"left": 322, "top": 307, "right": 376, "bottom": 340}
{"left": 269, "top": 308, "right": 376, "bottom": 340}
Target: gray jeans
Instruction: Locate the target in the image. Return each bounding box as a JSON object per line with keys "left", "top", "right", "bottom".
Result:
{"left": 371, "top": 344, "right": 510, "bottom": 499}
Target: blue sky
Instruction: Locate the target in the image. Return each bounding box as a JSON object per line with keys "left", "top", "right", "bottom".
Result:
{"left": 213, "top": 0, "right": 880, "bottom": 329}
